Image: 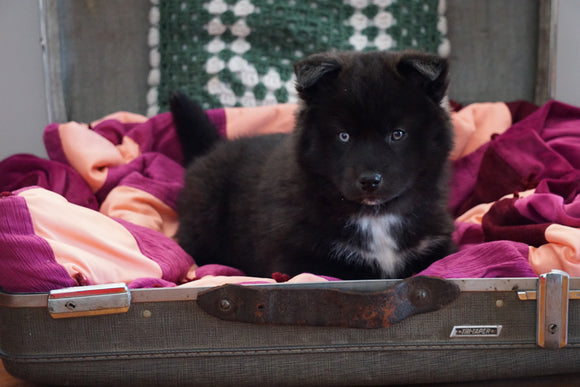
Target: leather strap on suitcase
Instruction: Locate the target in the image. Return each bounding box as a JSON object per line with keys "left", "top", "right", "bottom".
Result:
{"left": 197, "top": 276, "right": 460, "bottom": 328}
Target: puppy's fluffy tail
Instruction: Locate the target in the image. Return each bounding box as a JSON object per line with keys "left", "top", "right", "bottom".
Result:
{"left": 170, "top": 92, "right": 222, "bottom": 165}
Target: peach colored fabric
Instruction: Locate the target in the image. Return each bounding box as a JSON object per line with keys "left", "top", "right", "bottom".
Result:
{"left": 179, "top": 273, "right": 331, "bottom": 288}
{"left": 455, "top": 202, "right": 494, "bottom": 225}
{"left": 224, "top": 103, "right": 297, "bottom": 139}
{"left": 92, "top": 112, "right": 147, "bottom": 164}
{"left": 116, "top": 135, "right": 141, "bottom": 164}
{"left": 529, "top": 225, "right": 580, "bottom": 276}
{"left": 180, "top": 275, "right": 277, "bottom": 287}
{"left": 58, "top": 112, "right": 147, "bottom": 192}
{"left": 58, "top": 121, "right": 126, "bottom": 192}
{"left": 100, "top": 186, "right": 179, "bottom": 238}
{"left": 449, "top": 102, "right": 512, "bottom": 160}
{"left": 22, "top": 187, "right": 163, "bottom": 284}
{"left": 91, "top": 111, "right": 149, "bottom": 127}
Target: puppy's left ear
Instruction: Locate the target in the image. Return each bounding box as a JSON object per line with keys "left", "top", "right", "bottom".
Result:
{"left": 294, "top": 54, "right": 341, "bottom": 96}
{"left": 396, "top": 53, "right": 449, "bottom": 104}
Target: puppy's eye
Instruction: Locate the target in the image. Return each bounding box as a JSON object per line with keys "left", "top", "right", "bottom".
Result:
{"left": 389, "top": 129, "right": 406, "bottom": 142}
{"left": 338, "top": 132, "right": 351, "bottom": 143}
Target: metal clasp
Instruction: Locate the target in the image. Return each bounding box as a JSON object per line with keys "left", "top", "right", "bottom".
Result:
{"left": 537, "top": 270, "right": 569, "bottom": 349}
{"left": 48, "top": 283, "right": 131, "bottom": 319}
{"left": 518, "top": 270, "right": 570, "bottom": 349}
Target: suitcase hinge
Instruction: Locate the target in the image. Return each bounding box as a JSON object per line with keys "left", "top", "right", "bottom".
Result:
{"left": 518, "top": 270, "right": 570, "bottom": 349}
{"left": 48, "top": 283, "right": 131, "bottom": 319}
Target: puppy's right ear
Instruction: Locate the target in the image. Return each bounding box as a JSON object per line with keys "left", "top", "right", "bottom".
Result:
{"left": 396, "top": 53, "right": 449, "bottom": 104}
{"left": 294, "top": 55, "right": 341, "bottom": 96}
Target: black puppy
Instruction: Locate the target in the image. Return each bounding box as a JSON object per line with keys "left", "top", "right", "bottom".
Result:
{"left": 171, "top": 50, "right": 455, "bottom": 280}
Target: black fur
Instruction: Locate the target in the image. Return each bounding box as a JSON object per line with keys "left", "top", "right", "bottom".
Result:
{"left": 171, "top": 92, "right": 221, "bottom": 165}
{"left": 171, "top": 50, "right": 455, "bottom": 280}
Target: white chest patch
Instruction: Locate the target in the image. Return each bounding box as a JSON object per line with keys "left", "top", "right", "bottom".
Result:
{"left": 353, "top": 214, "right": 404, "bottom": 277}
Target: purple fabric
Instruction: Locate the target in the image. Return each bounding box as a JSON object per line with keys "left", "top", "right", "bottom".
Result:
{"left": 0, "top": 109, "right": 232, "bottom": 293}
{"left": 90, "top": 110, "right": 227, "bottom": 165}
{"left": 442, "top": 101, "right": 580, "bottom": 278}
{"left": 448, "top": 145, "right": 488, "bottom": 217}
{"left": 93, "top": 113, "right": 183, "bottom": 164}
{"left": 114, "top": 218, "right": 194, "bottom": 283}
{"left": 534, "top": 175, "right": 580, "bottom": 204}
{"left": 505, "top": 100, "right": 539, "bottom": 124}
{"left": 482, "top": 198, "right": 549, "bottom": 247}
{"left": 43, "top": 123, "right": 70, "bottom": 166}
{"left": 450, "top": 101, "right": 580, "bottom": 217}
{"left": 0, "top": 188, "right": 194, "bottom": 292}
{"left": 0, "top": 192, "right": 78, "bottom": 292}
{"left": 91, "top": 113, "right": 186, "bottom": 207}
{"left": 194, "top": 264, "right": 246, "bottom": 278}
{"left": 441, "top": 219, "right": 537, "bottom": 279}
{"left": 452, "top": 221, "right": 485, "bottom": 246}
{"left": 419, "top": 241, "right": 536, "bottom": 278}
{"left": 514, "top": 192, "right": 580, "bottom": 227}
{"left": 92, "top": 109, "right": 224, "bottom": 209}
{"left": 0, "top": 154, "right": 98, "bottom": 210}
{"left": 206, "top": 108, "right": 227, "bottom": 137}
{"left": 96, "top": 152, "right": 185, "bottom": 210}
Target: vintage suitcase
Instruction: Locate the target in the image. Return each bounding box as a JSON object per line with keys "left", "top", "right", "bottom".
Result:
{"left": 2, "top": 270, "right": 580, "bottom": 386}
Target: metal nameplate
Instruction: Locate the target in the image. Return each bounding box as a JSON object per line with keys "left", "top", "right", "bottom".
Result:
{"left": 450, "top": 325, "right": 502, "bottom": 338}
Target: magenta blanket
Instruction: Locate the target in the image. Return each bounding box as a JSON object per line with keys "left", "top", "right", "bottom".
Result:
{"left": 1, "top": 100, "right": 579, "bottom": 292}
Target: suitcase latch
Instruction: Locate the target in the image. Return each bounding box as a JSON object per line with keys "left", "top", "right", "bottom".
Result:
{"left": 48, "top": 283, "right": 131, "bottom": 319}
{"left": 518, "top": 270, "right": 570, "bottom": 349}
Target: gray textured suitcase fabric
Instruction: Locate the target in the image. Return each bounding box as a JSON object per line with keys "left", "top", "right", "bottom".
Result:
{"left": 2, "top": 276, "right": 580, "bottom": 386}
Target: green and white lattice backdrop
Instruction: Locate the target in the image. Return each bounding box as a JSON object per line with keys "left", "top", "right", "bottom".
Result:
{"left": 147, "top": 0, "right": 450, "bottom": 115}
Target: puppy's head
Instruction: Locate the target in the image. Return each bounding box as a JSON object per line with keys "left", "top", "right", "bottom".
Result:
{"left": 293, "top": 51, "right": 453, "bottom": 211}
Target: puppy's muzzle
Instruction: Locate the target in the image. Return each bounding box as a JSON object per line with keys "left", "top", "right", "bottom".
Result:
{"left": 358, "top": 172, "right": 383, "bottom": 193}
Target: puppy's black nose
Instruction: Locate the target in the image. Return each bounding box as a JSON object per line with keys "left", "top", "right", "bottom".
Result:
{"left": 358, "top": 172, "right": 383, "bottom": 192}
